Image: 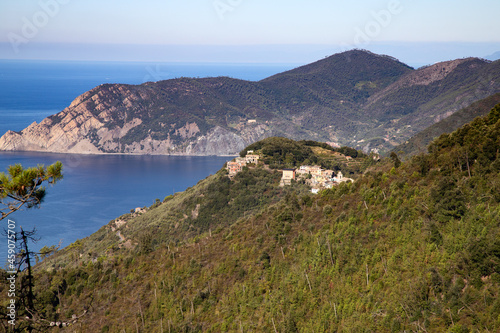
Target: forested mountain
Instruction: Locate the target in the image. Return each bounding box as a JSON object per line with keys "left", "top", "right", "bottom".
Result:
{"left": 1, "top": 50, "right": 500, "bottom": 155}
{"left": 2, "top": 104, "right": 500, "bottom": 332}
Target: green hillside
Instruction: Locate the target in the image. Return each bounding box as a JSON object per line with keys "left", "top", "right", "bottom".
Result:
{"left": 2, "top": 105, "right": 500, "bottom": 332}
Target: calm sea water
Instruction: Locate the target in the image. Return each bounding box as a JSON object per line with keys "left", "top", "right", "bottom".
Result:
{"left": 0, "top": 152, "right": 231, "bottom": 260}
{"left": 0, "top": 60, "right": 295, "bottom": 263}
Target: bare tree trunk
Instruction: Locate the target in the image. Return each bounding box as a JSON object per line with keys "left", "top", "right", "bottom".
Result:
{"left": 365, "top": 263, "right": 369, "bottom": 287}
{"left": 305, "top": 273, "right": 312, "bottom": 292}
{"left": 20, "top": 227, "right": 35, "bottom": 326}
{"left": 326, "top": 238, "right": 334, "bottom": 266}
{"left": 272, "top": 317, "right": 278, "bottom": 333}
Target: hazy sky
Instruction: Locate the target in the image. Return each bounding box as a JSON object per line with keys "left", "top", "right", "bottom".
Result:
{"left": 1, "top": 0, "right": 499, "bottom": 65}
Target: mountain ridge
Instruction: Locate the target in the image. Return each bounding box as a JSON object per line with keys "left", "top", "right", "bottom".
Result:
{"left": 1, "top": 50, "right": 500, "bottom": 155}
{"left": 396, "top": 92, "right": 500, "bottom": 156}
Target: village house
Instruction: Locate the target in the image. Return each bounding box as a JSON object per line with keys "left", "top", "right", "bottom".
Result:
{"left": 333, "top": 171, "right": 354, "bottom": 183}
{"left": 296, "top": 166, "right": 309, "bottom": 176}
{"left": 245, "top": 154, "right": 260, "bottom": 164}
{"left": 280, "top": 168, "right": 296, "bottom": 186}
{"left": 227, "top": 161, "right": 244, "bottom": 176}
{"left": 226, "top": 151, "right": 261, "bottom": 177}
{"left": 295, "top": 164, "right": 351, "bottom": 192}
{"left": 310, "top": 171, "right": 355, "bottom": 193}
{"left": 310, "top": 166, "right": 323, "bottom": 176}
{"left": 322, "top": 169, "right": 334, "bottom": 179}
{"left": 297, "top": 165, "right": 334, "bottom": 183}
{"left": 297, "top": 165, "right": 322, "bottom": 176}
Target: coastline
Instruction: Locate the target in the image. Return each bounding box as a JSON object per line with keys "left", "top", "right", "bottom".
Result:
{"left": 0, "top": 149, "right": 239, "bottom": 158}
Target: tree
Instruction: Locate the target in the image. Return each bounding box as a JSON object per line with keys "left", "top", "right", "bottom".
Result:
{"left": 390, "top": 152, "right": 401, "bottom": 168}
{"left": 0, "top": 161, "right": 63, "bottom": 221}
{"left": 2, "top": 227, "right": 90, "bottom": 332}
{"left": 0, "top": 162, "right": 90, "bottom": 330}
{"left": 0, "top": 162, "right": 62, "bottom": 331}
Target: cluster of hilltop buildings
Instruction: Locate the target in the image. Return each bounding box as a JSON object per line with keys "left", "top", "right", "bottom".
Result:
{"left": 280, "top": 165, "right": 353, "bottom": 192}
{"left": 227, "top": 151, "right": 353, "bottom": 193}
{"left": 226, "top": 151, "right": 260, "bottom": 177}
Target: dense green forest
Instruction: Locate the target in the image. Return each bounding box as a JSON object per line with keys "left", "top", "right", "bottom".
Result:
{"left": 2, "top": 104, "right": 500, "bottom": 332}
{"left": 241, "top": 137, "right": 367, "bottom": 171}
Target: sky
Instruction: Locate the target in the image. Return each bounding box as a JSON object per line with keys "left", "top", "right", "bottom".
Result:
{"left": 0, "top": 0, "right": 499, "bottom": 67}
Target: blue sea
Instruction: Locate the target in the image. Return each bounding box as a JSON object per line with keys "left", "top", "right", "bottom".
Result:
{"left": 0, "top": 59, "right": 297, "bottom": 263}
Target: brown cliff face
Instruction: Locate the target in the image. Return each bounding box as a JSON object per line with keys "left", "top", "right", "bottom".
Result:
{"left": 0, "top": 83, "right": 262, "bottom": 155}
{"left": 0, "top": 108, "right": 248, "bottom": 156}
{"left": 0, "top": 107, "right": 105, "bottom": 154}
{"left": 1, "top": 85, "right": 130, "bottom": 154}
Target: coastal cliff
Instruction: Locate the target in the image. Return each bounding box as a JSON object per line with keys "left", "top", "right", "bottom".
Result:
{"left": 0, "top": 83, "right": 272, "bottom": 155}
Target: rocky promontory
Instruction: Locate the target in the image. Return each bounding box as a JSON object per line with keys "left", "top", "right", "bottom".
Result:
{"left": 0, "top": 82, "right": 275, "bottom": 155}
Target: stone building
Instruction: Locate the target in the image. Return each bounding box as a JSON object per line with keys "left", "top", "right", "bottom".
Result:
{"left": 280, "top": 168, "right": 296, "bottom": 186}
{"left": 227, "top": 161, "right": 244, "bottom": 176}
{"left": 245, "top": 154, "right": 260, "bottom": 164}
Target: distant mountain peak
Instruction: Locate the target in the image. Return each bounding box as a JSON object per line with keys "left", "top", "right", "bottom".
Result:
{"left": 334, "top": 48, "right": 405, "bottom": 62}
{"left": 485, "top": 51, "right": 500, "bottom": 61}
{"left": 261, "top": 48, "right": 412, "bottom": 85}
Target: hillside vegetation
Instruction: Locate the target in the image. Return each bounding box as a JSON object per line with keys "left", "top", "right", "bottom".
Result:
{"left": 2, "top": 105, "right": 500, "bottom": 332}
